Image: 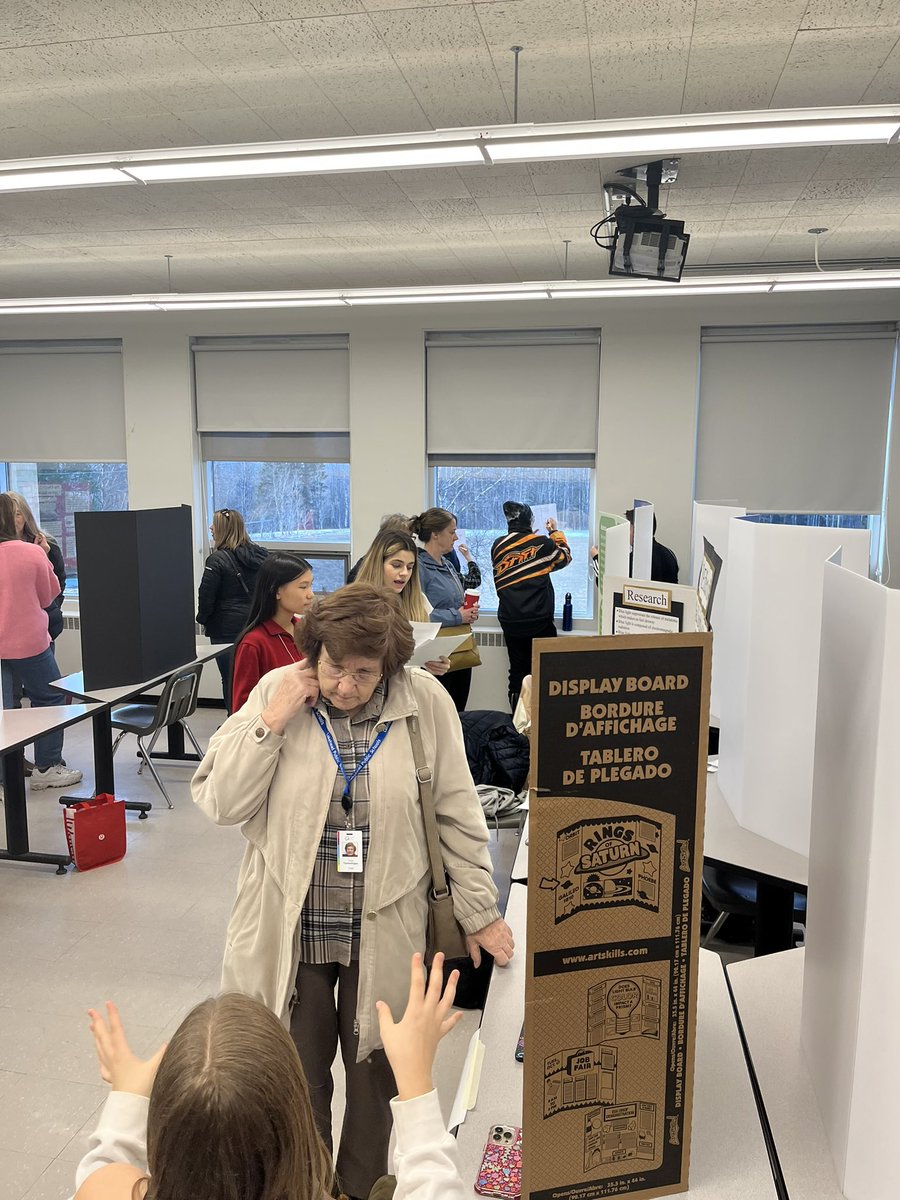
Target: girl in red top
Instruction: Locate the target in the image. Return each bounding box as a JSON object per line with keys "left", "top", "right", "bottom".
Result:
{"left": 230, "top": 554, "right": 314, "bottom": 712}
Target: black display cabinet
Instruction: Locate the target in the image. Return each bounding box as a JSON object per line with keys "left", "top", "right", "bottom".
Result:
{"left": 76, "top": 505, "right": 196, "bottom": 690}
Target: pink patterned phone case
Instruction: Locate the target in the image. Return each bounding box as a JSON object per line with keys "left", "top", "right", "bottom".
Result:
{"left": 475, "top": 1124, "right": 523, "bottom": 1198}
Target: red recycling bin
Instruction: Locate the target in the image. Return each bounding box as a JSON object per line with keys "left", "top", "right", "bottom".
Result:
{"left": 64, "top": 794, "right": 127, "bottom": 871}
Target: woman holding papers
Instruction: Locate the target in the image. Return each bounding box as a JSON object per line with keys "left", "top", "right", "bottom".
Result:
{"left": 193, "top": 583, "right": 513, "bottom": 1199}
{"left": 412, "top": 508, "right": 480, "bottom": 712}
{"left": 354, "top": 528, "right": 450, "bottom": 678}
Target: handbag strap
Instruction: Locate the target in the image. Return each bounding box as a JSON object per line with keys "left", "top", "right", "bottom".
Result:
{"left": 407, "top": 713, "right": 450, "bottom": 900}
{"left": 223, "top": 549, "right": 250, "bottom": 595}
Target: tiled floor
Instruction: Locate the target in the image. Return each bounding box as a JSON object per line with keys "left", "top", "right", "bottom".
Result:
{"left": 0, "top": 707, "right": 518, "bottom": 1200}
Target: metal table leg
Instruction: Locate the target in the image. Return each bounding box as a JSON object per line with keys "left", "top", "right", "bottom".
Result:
{"left": 1, "top": 748, "right": 71, "bottom": 874}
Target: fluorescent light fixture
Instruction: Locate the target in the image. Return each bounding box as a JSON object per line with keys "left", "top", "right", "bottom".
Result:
{"left": 772, "top": 275, "right": 900, "bottom": 292}
{"left": 486, "top": 117, "right": 900, "bottom": 163}
{"left": 0, "top": 167, "right": 132, "bottom": 192}
{"left": 155, "top": 298, "right": 348, "bottom": 310}
{"left": 345, "top": 290, "right": 548, "bottom": 305}
{"left": 129, "top": 144, "right": 484, "bottom": 183}
{"left": 3, "top": 271, "right": 900, "bottom": 315}
{"left": 0, "top": 105, "right": 897, "bottom": 192}
{"left": 549, "top": 282, "right": 772, "bottom": 299}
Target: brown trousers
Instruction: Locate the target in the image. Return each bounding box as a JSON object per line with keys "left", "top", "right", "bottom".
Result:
{"left": 290, "top": 959, "right": 395, "bottom": 1199}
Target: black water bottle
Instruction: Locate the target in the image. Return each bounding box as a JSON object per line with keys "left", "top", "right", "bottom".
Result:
{"left": 562, "top": 592, "right": 573, "bottom": 631}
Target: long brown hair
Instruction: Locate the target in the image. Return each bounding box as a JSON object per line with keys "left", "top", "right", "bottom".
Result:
{"left": 4, "top": 491, "right": 43, "bottom": 542}
{"left": 355, "top": 529, "right": 429, "bottom": 622}
{"left": 0, "top": 493, "right": 18, "bottom": 543}
{"left": 211, "top": 508, "right": 251, "bottom": 552}
{"left": 143, "top": 993, "right": 332, "bottom": 1200}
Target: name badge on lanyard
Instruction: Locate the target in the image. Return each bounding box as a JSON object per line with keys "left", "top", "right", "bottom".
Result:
{"left": 337, "top": 829, "right": 363, "bottom": 873}
{"left": 312, "top": 710, "right": 392, "bottom": 874}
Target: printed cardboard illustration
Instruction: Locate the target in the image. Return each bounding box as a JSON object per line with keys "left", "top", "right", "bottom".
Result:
{"left": 523, "top": 634, "right": 711, "bottom": 1200}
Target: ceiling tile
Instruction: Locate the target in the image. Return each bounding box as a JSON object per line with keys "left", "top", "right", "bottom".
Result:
{"left": 770, "top": 26, "right": 900, "bottom": 105}
{"left": 801, "top": 0, "right": 900, "bottom": 29}
{"left": 475, "top": 0, "right": 594, "bottom": 123}
{"left": 271, "top": 14, "right": 429, "bottom": 132}
{"left": 367, "top": 6, "right": 509, "bottom": 126}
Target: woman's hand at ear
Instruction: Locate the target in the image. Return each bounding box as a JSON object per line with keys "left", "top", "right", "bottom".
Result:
{"left": 260, "top": 662, "right": 320, "bottom": 735}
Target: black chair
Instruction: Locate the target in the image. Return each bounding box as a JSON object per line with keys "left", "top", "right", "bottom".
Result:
{"left": 110, "top": 663, "right": 204, "bottom": 809}
{"left": 702, "top": 863, "right": 806, "bottom": 947}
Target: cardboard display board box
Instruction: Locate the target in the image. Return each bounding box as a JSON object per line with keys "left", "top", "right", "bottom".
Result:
{"left": 524, "top": 634, "right": 711, "bottom": 1200}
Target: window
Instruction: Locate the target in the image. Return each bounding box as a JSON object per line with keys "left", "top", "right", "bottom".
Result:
{"left": 433, "top": 460, "right": 593, "bottom": 619}
{"left": 748, "top": 512, "right": 882, "bottom": 579}
{"left": 205, "top": 459, "right": 351, "bottom": 546}
{"left": 4, "top": 461, "right": 129, "bottom": 596}
{"left": 194, "top": 334, "right": 352, "bottom": 597}
{"left": 201, "top": 435, "right": 352, "bottom": 594}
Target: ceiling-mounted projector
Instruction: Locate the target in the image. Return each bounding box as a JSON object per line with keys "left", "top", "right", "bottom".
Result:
{"left": 591, "top": 158, "right": 690, "bottom": 283}
{"left": 608, "top": 207, "right": 690, "bottom": 282}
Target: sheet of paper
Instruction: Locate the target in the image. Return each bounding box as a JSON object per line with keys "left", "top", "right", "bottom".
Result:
{"left": 408, "top": 630, "right": 472, "bottom": 668}
{"left": 530, "top": 503, "right": 559, "bottom": 535}
{"left": 410, "top": 620, "right": 436, "bottom": 648}
{"left": 448, "top": 1030, "right": 485, "bottom": 1131}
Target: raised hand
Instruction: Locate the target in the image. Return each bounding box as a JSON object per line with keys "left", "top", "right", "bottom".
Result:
{"left": 87, "top": 1001, "right": 167, "bottom": 1097}
{"left": 457, "top": 543, "right": 473, "bottom": 562}
{"left": 466, "top": 917, "right": 515, "bottom": 968}
{"left": 261, "top": 661, "right": 320, "bottom": 734}
{"left": 376, "top": 953, "right": 463, "bottom": 1102}
{"left": 545, "top": 518, "right": 558, "bottom": 533}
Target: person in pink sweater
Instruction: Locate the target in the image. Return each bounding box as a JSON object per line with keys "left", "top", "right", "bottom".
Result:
{"left": 0, "top": 493, "right": 82, "bottom": 792}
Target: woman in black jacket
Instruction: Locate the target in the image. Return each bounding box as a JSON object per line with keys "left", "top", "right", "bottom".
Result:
{"left": 196, "top": 509, "right": 267, "bottom": 713}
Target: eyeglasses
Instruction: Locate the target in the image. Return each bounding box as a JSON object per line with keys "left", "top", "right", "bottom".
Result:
{"left": 218, "top": 508, "right": 231, "bottom": 517}
{"left": 318, "top": 659, "right": 382, "bottom": 687}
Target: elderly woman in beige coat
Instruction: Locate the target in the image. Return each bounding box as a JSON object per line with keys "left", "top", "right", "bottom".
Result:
{"left": 192, "top": 582, "right": 513, "bottom": 1200}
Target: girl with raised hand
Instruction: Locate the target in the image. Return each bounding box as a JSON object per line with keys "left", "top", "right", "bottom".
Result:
{"left": 73, "top": 954, "right": 469, "bottom": 1200}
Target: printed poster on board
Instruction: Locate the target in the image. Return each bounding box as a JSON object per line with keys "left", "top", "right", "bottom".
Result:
{"left": 523, "top": 633, "right": 711, "bottom": 1200}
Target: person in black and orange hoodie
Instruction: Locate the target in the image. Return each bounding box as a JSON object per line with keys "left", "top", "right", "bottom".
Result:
{"left": 491, "top": 500, "right": 571, "bottom": 712}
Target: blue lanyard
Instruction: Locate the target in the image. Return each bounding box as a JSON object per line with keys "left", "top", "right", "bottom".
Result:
{"left": 312, "top": 709, "right": 392, "bottom": 813}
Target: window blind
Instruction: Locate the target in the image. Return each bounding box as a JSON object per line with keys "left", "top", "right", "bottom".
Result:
{"left": 199, "top": 432, "right": 349, "bottom": 463}
{"left": 696, "top": 324, "right": 897, "bottom": 513}
{"left": 0, "top": 340, "right": 125, "bottom": 461}
{"left": 193, "top": 335, "right": 350, "bottom": 434}
{"left": 426, "top": 329, "right": 600, "bottom": 455}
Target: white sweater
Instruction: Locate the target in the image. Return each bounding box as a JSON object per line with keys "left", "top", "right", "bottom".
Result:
{"left": 74, "top": 1088, "right": 468, "bottom": 1200}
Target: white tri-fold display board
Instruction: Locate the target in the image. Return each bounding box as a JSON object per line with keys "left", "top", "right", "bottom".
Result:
{"left": 801, "top": 560, "right": 900, "bottom": 1200}
{"left": 716, "top": 518, "right": 869, "bottom": 857}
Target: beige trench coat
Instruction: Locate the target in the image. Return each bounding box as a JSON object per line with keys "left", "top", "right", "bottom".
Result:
{"left": 192, "top": 665, "right": 501, "bottom": 1060}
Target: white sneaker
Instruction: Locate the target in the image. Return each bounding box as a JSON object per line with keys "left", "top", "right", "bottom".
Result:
{"left": 31, "top": 764, "right": 83, "bottom": 790}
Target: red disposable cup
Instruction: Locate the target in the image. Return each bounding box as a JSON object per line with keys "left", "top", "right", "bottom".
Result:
{"left": 463, "top": 590, "right": 480, "bottom": 609}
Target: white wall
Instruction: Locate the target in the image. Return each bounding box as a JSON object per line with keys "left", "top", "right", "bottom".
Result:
{"left": 6, "top": 289, "right": 900, "bottom": 682}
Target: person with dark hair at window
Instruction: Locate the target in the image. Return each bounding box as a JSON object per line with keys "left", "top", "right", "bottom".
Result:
{"left": 230, "top": 553, "right": 315, "bottom": 712}
{"left": 193, "top": 583, "right": 512, "bottom": 1200}
{"left": 197, "top": 508, "right": 268, "bottom": 713}
{"left": 0, "top": 493, "right": 83, "bottom": 797}
{"left": 491, "top": 500, "right": 571, "bottom": 712}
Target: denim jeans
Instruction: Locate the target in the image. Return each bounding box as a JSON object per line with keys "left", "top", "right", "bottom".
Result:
{"left": 0, "top": 645, "right": 66, "bottom": 768}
